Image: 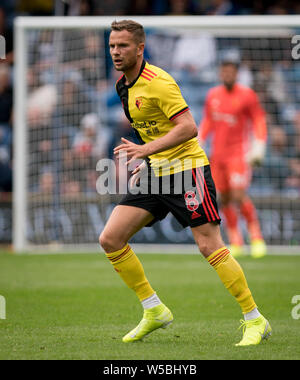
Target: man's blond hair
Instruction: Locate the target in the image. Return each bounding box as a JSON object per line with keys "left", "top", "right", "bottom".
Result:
{"left": 110, "top": 20, "right": 145, "bottom": 44}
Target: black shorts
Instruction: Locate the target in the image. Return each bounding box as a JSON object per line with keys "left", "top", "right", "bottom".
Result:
{"left": 119, "top": 165, "right": 221, "bottom": 228}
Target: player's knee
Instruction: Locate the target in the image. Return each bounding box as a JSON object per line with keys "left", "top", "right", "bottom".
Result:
{"left": 194, "top": 235, "right": 211, "bottom": 256}
{"left": 196, "top": 241, "right": 211, "bottom": 257}
{"left": 99, "top": 231, "right": 126, "bottom": 253}
{"left": 231, "top": 189, "right": 246, "bottom": 205}
{"left": 194, "top": 224, "right": 224, "bottom": 257}
{"left": 99, "top": 231, "right": 113, "bottom": 253}
{"left": 220, "top": 193, "right": 231, "bottom": 206}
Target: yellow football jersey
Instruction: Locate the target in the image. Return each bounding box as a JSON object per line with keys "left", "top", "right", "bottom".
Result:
{"left": 116, "top": 60, "right": 209, "bottom": 176}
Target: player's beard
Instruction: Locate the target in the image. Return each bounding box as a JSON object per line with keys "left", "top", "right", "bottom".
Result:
{"left": 224, "top": 81, "right": 235, "bottom": 91}
{"left": 114, "top": 54, "right": 138, "bottom": 72}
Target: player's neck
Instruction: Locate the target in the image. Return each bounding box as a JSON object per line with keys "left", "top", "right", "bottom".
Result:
{"left": 224, "top": 83, "right": 236, "bottom": 92}
{"left": 124, "top": 57, "right": 144, "bottom": 86}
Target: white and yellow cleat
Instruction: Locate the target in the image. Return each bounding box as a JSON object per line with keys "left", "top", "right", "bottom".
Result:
{"left": 122, "top": 304, "right": 173, "bottom": 343}
{"left": 251, "top": 239, "right": 267, "bottom": 259}
{"left": 235, "top": 315, "right": 272, "bottom": 346}
{"left": 230, "top": 244, "right": 244, "bottom": 258}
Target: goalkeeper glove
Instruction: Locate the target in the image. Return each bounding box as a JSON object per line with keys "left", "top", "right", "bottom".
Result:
{"left": 247, "top": 139, "right": 266, "bottom": 167}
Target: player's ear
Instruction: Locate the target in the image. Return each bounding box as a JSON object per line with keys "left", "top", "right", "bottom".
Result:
{"left": 137, "top": 43, "right": 145, "bottom": 57}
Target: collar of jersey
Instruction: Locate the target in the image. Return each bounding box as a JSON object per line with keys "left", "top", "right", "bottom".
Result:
{"left": 123, "top": 59, "right": 146, "bottom": 89}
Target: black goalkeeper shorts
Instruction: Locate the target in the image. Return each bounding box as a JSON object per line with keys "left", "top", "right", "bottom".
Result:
{"left": 119, "top": 165, "right": 221, "bottom": 228}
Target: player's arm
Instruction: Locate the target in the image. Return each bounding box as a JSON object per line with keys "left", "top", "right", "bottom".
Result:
{"left": 114, "top": 110, "right": 197, "bottom": 165}
{"left": 142, "top": 110, "right": 198, "bottom": 154}
{"left": 247, "top": 90, "right": 267, "bottom": 166}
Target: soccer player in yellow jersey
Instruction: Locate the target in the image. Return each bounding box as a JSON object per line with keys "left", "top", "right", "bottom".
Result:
{"left": 99, "top": 20, "right": 272, "bottom": 346}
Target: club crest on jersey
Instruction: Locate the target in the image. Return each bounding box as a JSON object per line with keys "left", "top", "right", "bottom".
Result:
{"left": 135, "top": 97, "right": 143, "bottom": 110}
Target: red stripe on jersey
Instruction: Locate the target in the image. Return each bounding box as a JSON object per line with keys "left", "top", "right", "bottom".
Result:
{"left": 144, "top": 67, "right": 157, "bottom": 76}
{"left": 169, "top": 107, "right": 189, "bottom": 121}
{"left": 116, "top": 74, "right": 124, "bottom": 84}
{"left": 140, "top": 74, "right": 152, "bottom": 81}
{"left": 142, "top": 70, "right": 155, "bottom": 79}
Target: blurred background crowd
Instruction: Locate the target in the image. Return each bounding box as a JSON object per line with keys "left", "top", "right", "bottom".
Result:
{"left": 0, "top": 0, "right": 300, "bottom": 204}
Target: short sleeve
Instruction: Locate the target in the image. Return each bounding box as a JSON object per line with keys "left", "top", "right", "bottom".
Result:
{"left": 150, "top": 75, "right": 189, "bottom": 120}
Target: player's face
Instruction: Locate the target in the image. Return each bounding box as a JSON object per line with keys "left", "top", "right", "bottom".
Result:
{"left": 220, "top": 65, "right": 238, "bottom": 88}
{"left": 109, "top": 30, "right": 143, "bottom": 72}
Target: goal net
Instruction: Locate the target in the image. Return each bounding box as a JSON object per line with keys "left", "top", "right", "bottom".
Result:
{"left": 13, "top": 16, "right": 300, "bottom": 253}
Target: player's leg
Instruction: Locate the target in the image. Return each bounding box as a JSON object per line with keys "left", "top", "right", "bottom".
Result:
{"left": 228, "top": 160, "right": 266, "bottom": 258}
{"left": 184, "top": 166, "right": 270, "bottom": 346}
{"left": 174, "top": 165, "right": 257, "bottom": 317}
{"left": 210, "top": 159, "right": 244, "bottom": 257}
{"left": 219, "top": 191, "right": 244, "bottom": 257}
{"left": 238, "top": 195, "right": 266, "bottom": 258}
{"left": 99, "top": 205, "right": 173, "bottom": 342}
{"left": 191, "top": 222, "right": 256, "bottom": 314}
{"left": 191, "top": 222, "right": 271, "bottom": 346}
{"left": 99, "top": 205, "right": 155, "bottom": 301}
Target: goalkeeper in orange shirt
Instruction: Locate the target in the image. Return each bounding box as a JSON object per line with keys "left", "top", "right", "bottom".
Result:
{"left": 199, "top": 61, "right": 267, "bottom": 258}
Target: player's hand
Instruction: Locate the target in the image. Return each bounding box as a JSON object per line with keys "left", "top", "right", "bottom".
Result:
{"left": 114, "top": 138, "right": 149, "bottom": 165}
{"left": 247, "top": 139, "right": 266, "bottom": 167}
{"left": 129, "top": 161, "right": 147, "bottom": 188}
{"left": 250, "top": 157, "right": 263, "bottom": 167}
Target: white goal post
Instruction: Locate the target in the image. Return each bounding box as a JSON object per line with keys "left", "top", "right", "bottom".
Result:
{"left": 13, "top": 15, "right": 300, "bottom": 253}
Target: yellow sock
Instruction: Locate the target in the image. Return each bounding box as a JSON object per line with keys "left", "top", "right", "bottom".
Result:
{"left": 207, "top": 247, "right": 256, "bottom": 314}
{"left": 105, "top": 244, "right": 155, "bottom": 301}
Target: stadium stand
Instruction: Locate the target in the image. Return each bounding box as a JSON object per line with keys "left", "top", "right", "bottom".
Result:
{"left": 0, "top": 2, "right": 300, "bottom": 245}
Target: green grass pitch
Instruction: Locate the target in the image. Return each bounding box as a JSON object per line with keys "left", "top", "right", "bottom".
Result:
{"left": 0, "top": 251, "right": 300, "bottom": 360}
